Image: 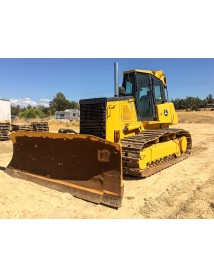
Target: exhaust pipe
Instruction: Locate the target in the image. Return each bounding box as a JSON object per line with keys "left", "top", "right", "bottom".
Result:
{"left": 114, "top": 62, "right": 119, "bottom": 97}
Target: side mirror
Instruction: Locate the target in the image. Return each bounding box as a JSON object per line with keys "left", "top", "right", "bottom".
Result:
{"left": 119, "top": 87, "right": 126, "bottom": 96}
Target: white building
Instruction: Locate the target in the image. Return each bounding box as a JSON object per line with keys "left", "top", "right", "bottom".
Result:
{"left": 0, "top": 98, "right": 11, "bottom": 122}
{"left": 55, "top": 109, "right": 80, "bottom": 121}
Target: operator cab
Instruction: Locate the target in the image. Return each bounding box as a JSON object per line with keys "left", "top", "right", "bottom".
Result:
{"left": 119, "top": 69, "right": 168, "bottom": 121}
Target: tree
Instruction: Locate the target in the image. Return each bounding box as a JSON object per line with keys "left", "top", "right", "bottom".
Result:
{"left": 27, "top": 104, "right": 32, "bottom": 109}
{"left": 11, "top": 105, "right": 21, "bottom": 116}
{"left": 49, "top": 92, "right": 71, "bottom": 113}
{"left": 49, "top": 92, "right": 79, "bottom": 113}
{"left": 70, "top": 101, "right": 79, "bottom": 109}
{"left": 206, "top": 94, "right": 214, "bottom": 104}
{"left": 19, "top": 108, "right": 45, "bottom": 119}
{"left": 172, "top": 96, "right": 204, "bottom": 111}
{"left": 37, "top": 105, "right": 52, "bottom": 116}
{"left": 185, "top": 96, "right": 202, "bottom": 111}
{"left": 172, "top": 98, "right": 186, "bottom": 110}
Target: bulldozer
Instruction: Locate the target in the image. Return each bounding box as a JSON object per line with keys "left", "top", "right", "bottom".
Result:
{"left": 5, "top": 63, "right": 192, "bottom": 208}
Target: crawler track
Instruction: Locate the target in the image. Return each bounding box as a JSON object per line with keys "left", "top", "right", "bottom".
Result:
{"left": 121, "top": 128, "right": 192, "bottom": 177}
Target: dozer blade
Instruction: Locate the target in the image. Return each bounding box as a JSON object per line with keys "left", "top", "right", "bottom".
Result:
{"left": 6, "top": 132, "right": 123, "bottom": 208}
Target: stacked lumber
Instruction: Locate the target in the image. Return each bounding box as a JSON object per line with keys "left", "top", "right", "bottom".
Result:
{"left": 0, "top": 122, "right": 10, "bottom": 140}
{"left": 11, "top": 122, "right": 49, "bottom": 133}
{"left": 31, "top": 122, "right": 49, "bottom": 132}
{"left": 11, "top": 124, "right": 33, "bottom": 132}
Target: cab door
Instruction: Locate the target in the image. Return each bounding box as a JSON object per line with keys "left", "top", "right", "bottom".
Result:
{"left": 135, "top": 73, "right": 155, "bottom": 121}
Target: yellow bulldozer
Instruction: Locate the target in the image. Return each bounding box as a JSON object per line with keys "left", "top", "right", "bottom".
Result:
{"left": 5, "top": 63, "right": 192, "bottom": 208}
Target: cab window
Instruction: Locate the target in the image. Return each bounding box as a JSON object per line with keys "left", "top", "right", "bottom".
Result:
{"left": 153, "top": 77, "right": 166, "bottom": 102}
{"left": 125, "top": 80, "right": 133, "bottom": 94}
{"left": 135, "top": 74, "right": 153, "bottom": 117}
{"left": 122, "top": 73, "right": 134, "bottom": 95}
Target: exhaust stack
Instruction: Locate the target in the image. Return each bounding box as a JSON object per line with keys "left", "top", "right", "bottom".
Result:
{"left": 114, "top": 62, "right": 119, "bottom": 97}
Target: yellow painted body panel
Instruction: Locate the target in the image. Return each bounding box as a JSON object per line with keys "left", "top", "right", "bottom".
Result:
{"left": 106, "top": 99, "right": 138, "bottom": 142}
{"left": 156, "top": 102, "right": 178, "bottom": 124}
{"left": 106, "top": 99, "right": 178, "bottom": 143}
{"left": 123, "top": 69, "right": 167, "bottom": 86}
{"left": 139, "top": 139, "right": 181, "bottom": 170}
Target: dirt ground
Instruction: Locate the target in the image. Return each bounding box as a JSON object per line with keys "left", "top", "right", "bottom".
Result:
{"left": 1, "top": 111, "right": 214, "bottom": 219}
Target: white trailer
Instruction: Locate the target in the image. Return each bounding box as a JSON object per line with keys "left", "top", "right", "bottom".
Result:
{"left": 55, "top": 109, "right": 80, "bottom": 121}
{"left": 0, "top": 98, "right": 11, "bottom": 122}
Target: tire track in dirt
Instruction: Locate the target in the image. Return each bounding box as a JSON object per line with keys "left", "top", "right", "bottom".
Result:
{"left": 174, "top": 174, "right": 214, "bottom": 218}
{"left": 139, "top": 175, "right": 214, "bottom": 219}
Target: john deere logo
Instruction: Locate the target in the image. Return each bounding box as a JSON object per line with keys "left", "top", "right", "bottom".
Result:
{"left": 164, "top": 109, "right": 168, "bottom": 116}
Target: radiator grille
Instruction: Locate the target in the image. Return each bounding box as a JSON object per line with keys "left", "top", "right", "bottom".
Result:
{"left": 80, "top": 101, "right": 106, "bottom": 139}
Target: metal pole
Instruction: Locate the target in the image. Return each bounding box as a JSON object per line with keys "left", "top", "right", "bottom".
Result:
{"left": 114, "top": 62, "right": 119, "bottom": 97}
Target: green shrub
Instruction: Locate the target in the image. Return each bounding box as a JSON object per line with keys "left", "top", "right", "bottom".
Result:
{"left": 19, "top": 108, "right": 46, "bottom": 119}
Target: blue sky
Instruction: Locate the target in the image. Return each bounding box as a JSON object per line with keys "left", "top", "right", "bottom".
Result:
{"left": 0, "top": 58, "right": 213, "bottom": 107}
